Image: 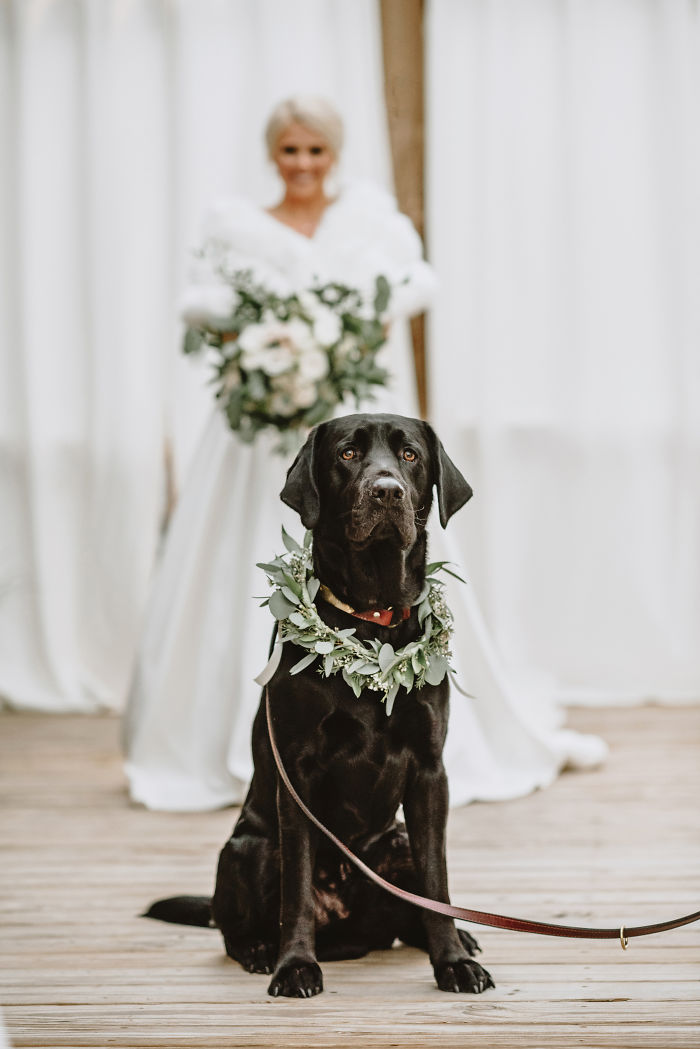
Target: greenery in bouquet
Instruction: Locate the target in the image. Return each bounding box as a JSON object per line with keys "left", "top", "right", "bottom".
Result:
{"left": 182, "top": 267, "right": 391, "bottom": 454}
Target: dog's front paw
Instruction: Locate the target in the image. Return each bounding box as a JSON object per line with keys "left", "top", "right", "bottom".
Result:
{"left": 223, "top": 936, "right": 277, "bottom": 974}
{"left": 434, "top": 958, "right": 494, "bottom": 994}
{"left": 240, "top": 941, "right": 277, "bottom": 974}
{"left": 268, "top": 958, "right": 323, "bottom": 998}
{"left": 457, "top": 928, "right": 482, "bottom": 956}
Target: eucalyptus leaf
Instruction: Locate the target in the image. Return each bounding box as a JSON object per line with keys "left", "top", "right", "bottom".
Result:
{"left": 385, "top": 679, "right": 400, "bottom": 716}
{"left": 269, "top": 590, "right": 297, "bottom": 620}
{"left": 226, "top": 390, "right": 243, "bottom": 429}
{"left": 183, "top": 327, "right": 204, "bottom": 356}
{"left": 342, "top": 668, "right": 363, "bottom": 698}
{"left": 257, "top": 561, "right": 286, "bottom": 576}
{"left": 315, "top": 640, "right": 334, "bottom": 654}
{"left": 398, "top": 664, "right": 415, "bottom": 690}
{"left": 378, "top": 643, "right": 395, "bottom": 673}
{"left": 425, "top": 561, "right": 448, "bottom": 574}
{"left": 281, "top": 527, "right": 302, "bottom": 553}
{"left": 323, "top": 653, "right": 335, "bottom": 676}
{"left": 307, "top": 577, "right": 320, "bottom": 602}
{"left": 424, "top": 654, "right": 449, "bottom": 686}
{"left": 281, "top": 573, "right": 302, "bottom": 597}
{"left": 374, "top": 275, "right": 391, "bottom": 316}
{"left": 442, "top": 565, "right": 467, "bottom": 584}
{"left": 290, "top": 651, "right": 319, "bottom": 675}
{"left": 425, "top": 561, "right": 466, "bottom": 584}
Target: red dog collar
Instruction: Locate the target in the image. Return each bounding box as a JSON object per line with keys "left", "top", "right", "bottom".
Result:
{"left": 317, "top": 583, "right": 410, "bottom": 628}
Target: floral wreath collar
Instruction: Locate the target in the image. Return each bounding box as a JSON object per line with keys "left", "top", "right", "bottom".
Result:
{"left": 255, "top": 529, "right": 464, "bottom": 716}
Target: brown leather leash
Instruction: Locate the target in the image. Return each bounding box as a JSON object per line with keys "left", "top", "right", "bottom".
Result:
{"left": 265, "top": 688, "right": 700, "bottom": 949}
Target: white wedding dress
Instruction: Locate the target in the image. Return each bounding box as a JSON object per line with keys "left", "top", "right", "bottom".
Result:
{"left": 123, "top": 181, "right": 605, "bottom": 811}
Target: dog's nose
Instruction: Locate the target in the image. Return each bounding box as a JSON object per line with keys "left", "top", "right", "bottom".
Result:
{"left": 371, "top": 477, "right": 405, "bottom": 503}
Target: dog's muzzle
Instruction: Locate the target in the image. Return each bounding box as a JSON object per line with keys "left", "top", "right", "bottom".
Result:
{"left": 347, "top": 474, "right": 416, "bottom": 549}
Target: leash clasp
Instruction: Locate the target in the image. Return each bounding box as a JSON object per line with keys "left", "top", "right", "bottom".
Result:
{"left": 620, "top": 925, "right": 629, "bottom": 951}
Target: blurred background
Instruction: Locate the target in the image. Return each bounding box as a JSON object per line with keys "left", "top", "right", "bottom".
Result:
{"left": 1, "top": 0, "right": 698, "bottom": 715}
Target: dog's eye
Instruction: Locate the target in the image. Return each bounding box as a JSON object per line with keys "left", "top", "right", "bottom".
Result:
{"left": 402, "top": 448, "right": 417, "bottom": 462}
{"left": 340, "top": 447, "right": 357, "bottom": 461}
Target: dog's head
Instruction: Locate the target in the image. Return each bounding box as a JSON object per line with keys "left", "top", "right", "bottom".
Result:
{"left": 281, "top": 414, "right": 472, "bottom": 550}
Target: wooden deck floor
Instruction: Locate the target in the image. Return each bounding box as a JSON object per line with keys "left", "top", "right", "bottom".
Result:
{"left": 1, "top": 705, "right": 699, "bottom": 1049}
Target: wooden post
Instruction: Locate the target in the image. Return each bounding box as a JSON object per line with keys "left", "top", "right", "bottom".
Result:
{"left": 379, "top": 0, "right": 428, "bottom": 418}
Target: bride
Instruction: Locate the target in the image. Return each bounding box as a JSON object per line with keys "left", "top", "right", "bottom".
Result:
{"left": 123, "top": 96, "right": 605, "bottom": 812}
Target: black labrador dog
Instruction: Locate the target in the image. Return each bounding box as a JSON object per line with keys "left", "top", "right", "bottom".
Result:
{"left": 146, "top": 413, "right": 494, "bottom": 999}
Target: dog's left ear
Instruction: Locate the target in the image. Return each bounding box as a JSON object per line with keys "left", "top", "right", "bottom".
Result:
{"left": 421, "top": 421, "right": 473, "bottom": 527}
{"left": 280, "top": 424, "right": 324, "bottom": 528}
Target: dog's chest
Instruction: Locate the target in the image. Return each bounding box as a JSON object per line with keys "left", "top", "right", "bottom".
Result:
{"left": 312, "top": 693, "right": 445, "bottom": 818}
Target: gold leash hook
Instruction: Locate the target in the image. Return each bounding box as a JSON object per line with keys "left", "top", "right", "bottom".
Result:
{"left": 620, "top": 925, "right": 629, "bottom": 951}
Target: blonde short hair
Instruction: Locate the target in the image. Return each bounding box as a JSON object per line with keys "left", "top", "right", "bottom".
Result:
{"left": 264, "top": 96, "right": 344, "bottom": 159}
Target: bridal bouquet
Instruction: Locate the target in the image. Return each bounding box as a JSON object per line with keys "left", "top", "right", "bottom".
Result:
{"left": 182, "top": 270, "right": 391, "bottom": 453}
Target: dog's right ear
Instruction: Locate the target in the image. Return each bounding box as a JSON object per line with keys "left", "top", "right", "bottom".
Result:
{"left": 421, "top": 421, "right": 473, "bottom": 527}
{"left": 280, "top": 424, "right": 323, "bottom": 529}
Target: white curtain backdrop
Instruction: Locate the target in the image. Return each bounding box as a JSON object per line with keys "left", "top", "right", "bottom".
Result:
{"left": 426, "top": 0, "right": 700, "bottom": 704}
{"left": 0, "top": 0, "right": 392, "bottom": 712}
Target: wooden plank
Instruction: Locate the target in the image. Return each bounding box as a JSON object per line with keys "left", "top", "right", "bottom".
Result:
{"left": 1, "top": 705, "right": 699, "bottom": 1049}
{"left": 5, "top": 1036, "right": 700, "bottom": 1049}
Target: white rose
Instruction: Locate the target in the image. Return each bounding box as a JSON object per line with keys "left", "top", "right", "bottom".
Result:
{"left": 260, "top": 345, "right": 294, "bottom": 376}
{"left": 241, "top": 318, "right": 316, "bottom": 377}
{"left": 320, "top": 285, "right": 344, "bottom": 305}
{"left": 239, "top": 318, "right": 300, "bottom": 372}
{"left": 285, "top": 317, "right": 317, "bottom": 354}
{"left": 291, "top": 381, "right": 318, "bottom": 409}
{"left": 298, "top": 347, "right": 330, "bottom": 382}
{"left": 238, "top": 322, "right": 268, "bottom": 356}
{"left": 271, "top": 371, "right": 317, "bottom": 410}
{"left": 238, "top": 311, "right": 281, "bottom": 351}
{"left": 312, "top": 305, "right": 342, "bottom": 347}
{"left": 298, "top": 290, "right": 320, "bottom": 317}
{"left": 239, "top": 344, "right": 266, "bottom": 371}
